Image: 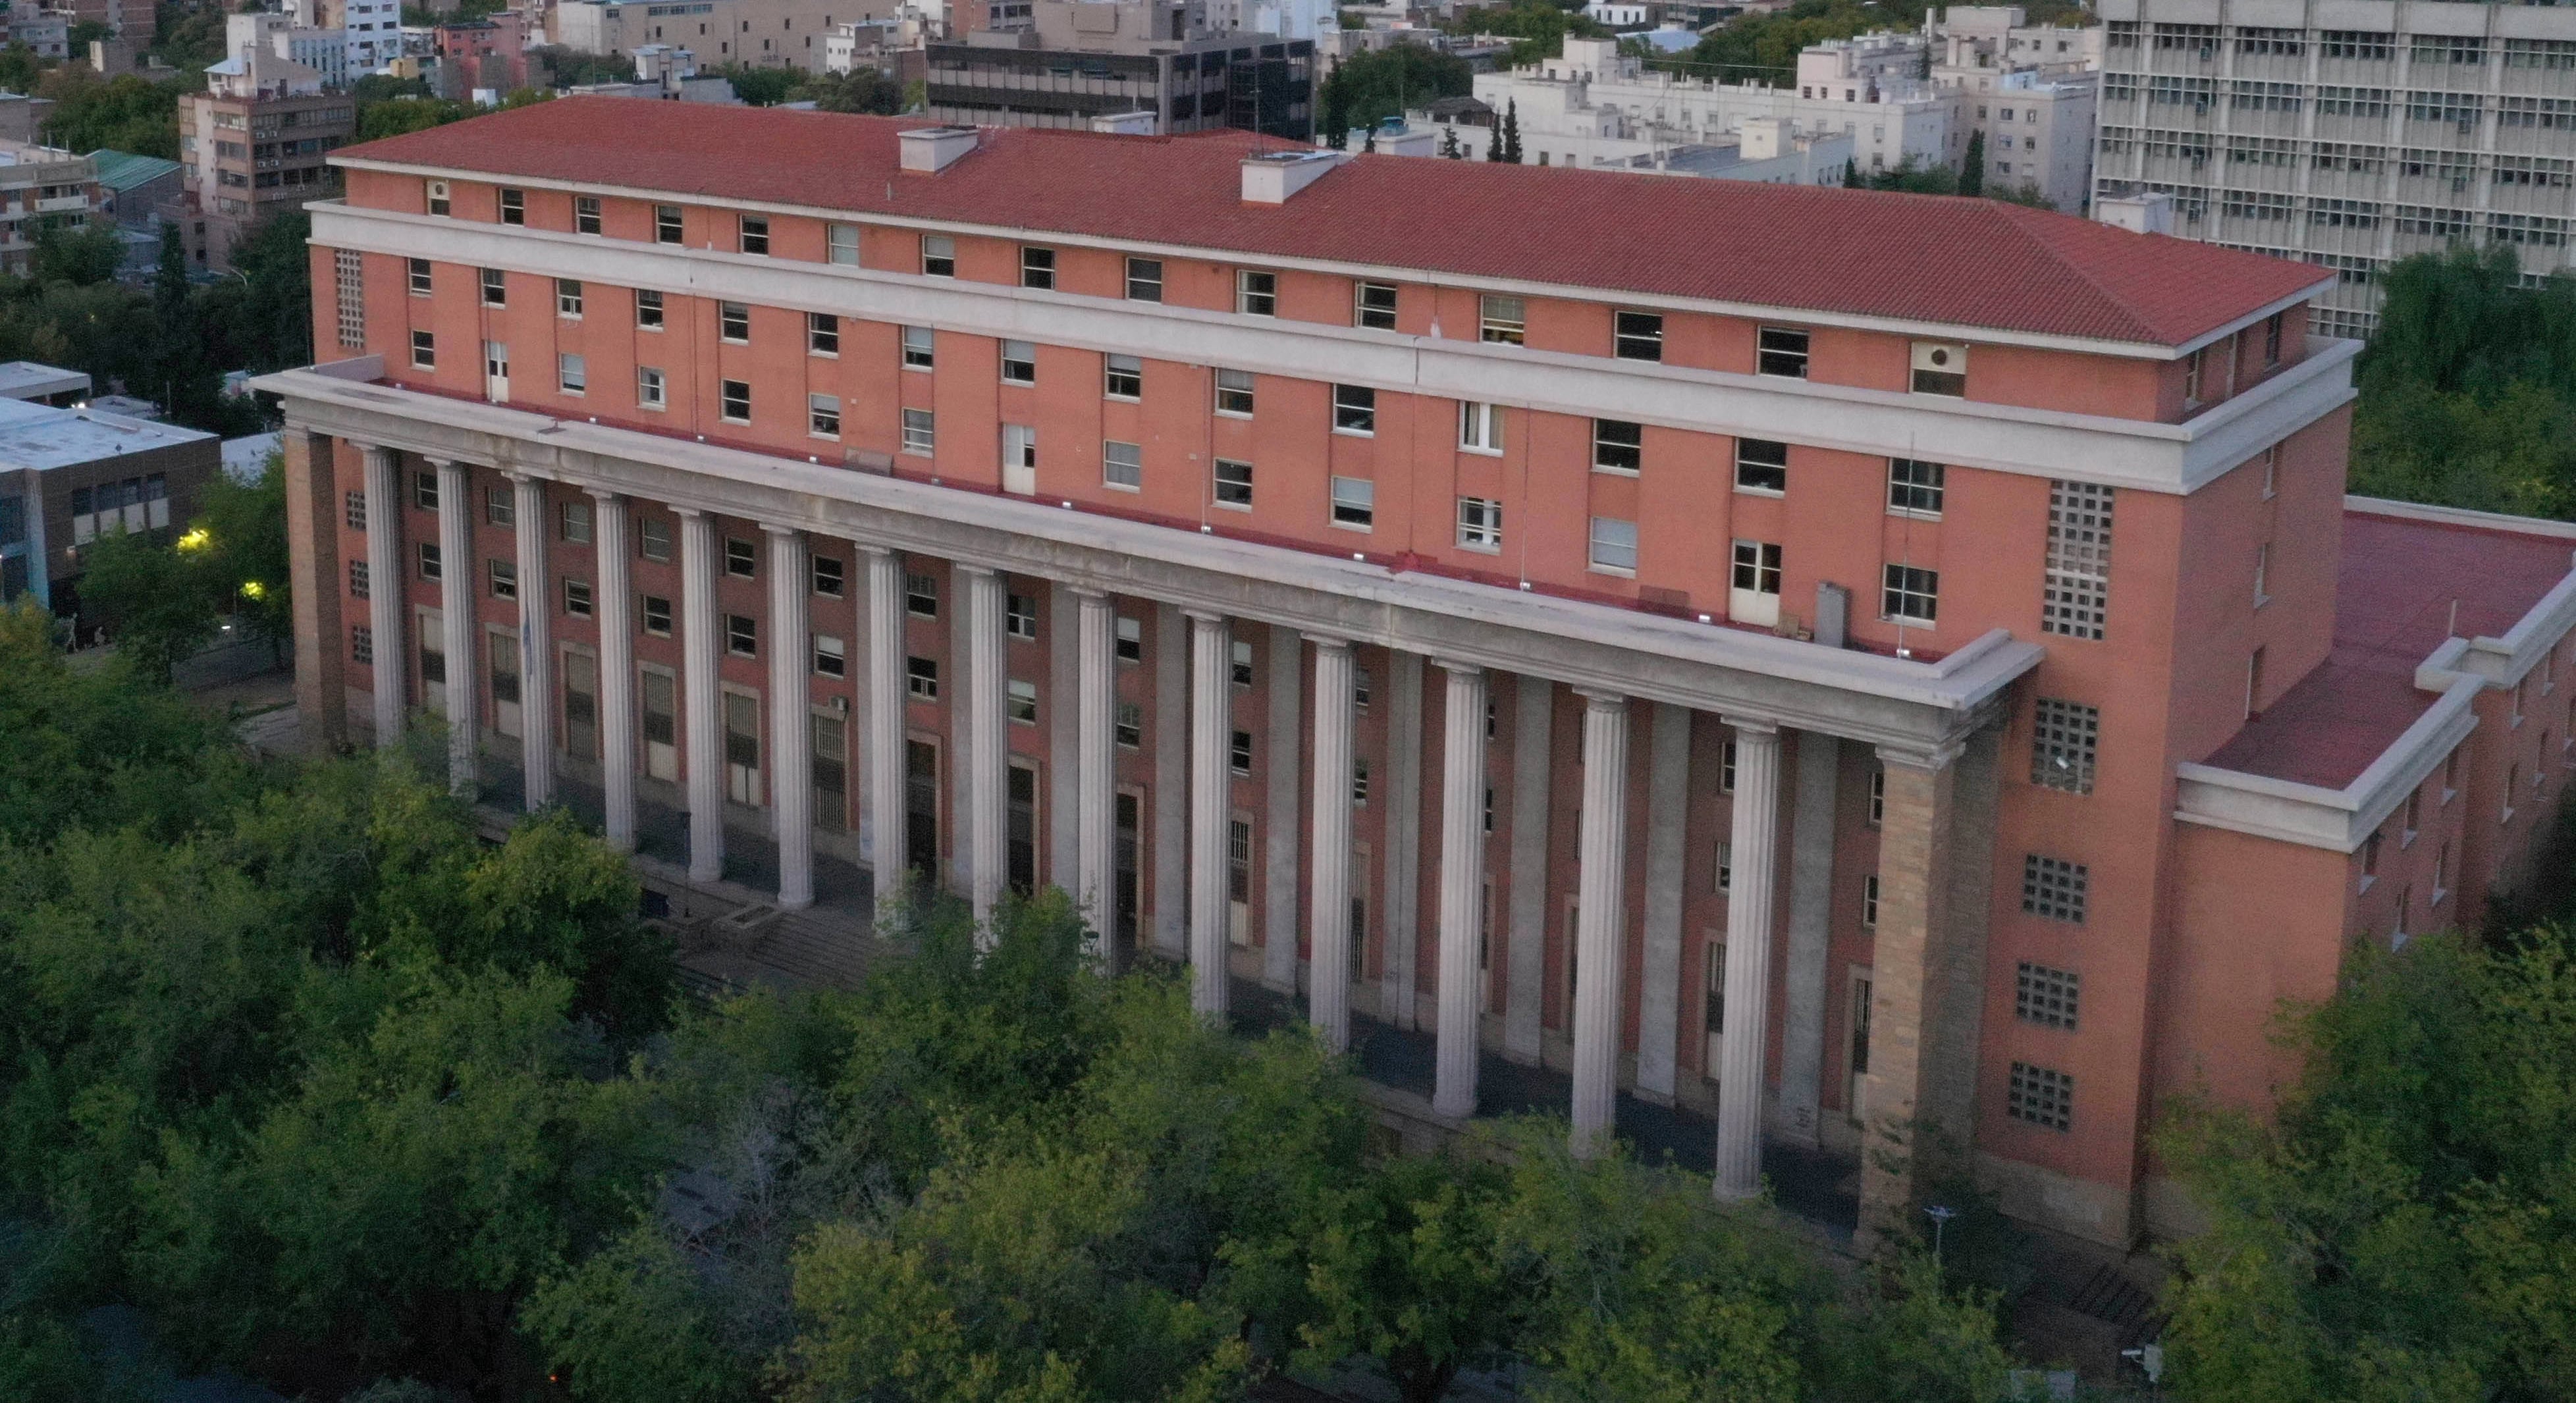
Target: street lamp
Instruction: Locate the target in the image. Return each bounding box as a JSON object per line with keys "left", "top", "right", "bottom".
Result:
{"left": 1924, "top": 1203, "right": 1958, "bottom": 1268}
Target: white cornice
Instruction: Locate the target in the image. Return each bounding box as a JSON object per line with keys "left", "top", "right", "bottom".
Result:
{"left": 309, "top": 200, "right": 2357, "bottom": 496}
{"left": 2174, "top": 677, "right": 2481, "bottom": 853}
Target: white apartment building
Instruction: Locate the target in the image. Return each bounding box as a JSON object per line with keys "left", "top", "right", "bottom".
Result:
{"left": 556, "top": 0, "right": 894, "bottom": 69}
{"left": 1425, "top": 97, "right": 1857, "bottom": 183}
{"left": 0, "top": 141, "right": 93, "bottom": 275}
{"left": 228, "top": 11, "right": 352, "bottom": 88}
{"left": 2092, "top": 0, "right": 2576, "bottom": 337}
{"left": 289, "top": 0, "right": 401, "bottom": 70}
{"left": 1933, "top": 5, "right": 2099, "bottom": 209}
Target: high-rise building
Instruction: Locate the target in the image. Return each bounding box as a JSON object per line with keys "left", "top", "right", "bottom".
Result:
{"left": 176, "top": 48, "right": 355, "bottom": 271}
{"left": 262, "top": 97, "right": 2576, "bottom": 1250}
{"left": 926, "top": 0, "right": 1314, "bottom": 140}
{"left": 2090, "top": 0, "right": 2576, "bottom": 337}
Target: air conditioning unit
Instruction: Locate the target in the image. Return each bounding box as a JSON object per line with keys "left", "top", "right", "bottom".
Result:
{"left": 1911, "top": 340, "right": 1969, "bottom": 397}
{"left": 427, "top": 178, "right": 449, "bottom": 201}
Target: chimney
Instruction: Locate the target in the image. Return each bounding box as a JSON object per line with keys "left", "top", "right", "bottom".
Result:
{"left": 2094, "top": 191, "right": 2174, "bottom": 236}
{"left": 898, "top": 125, "right": 982, "bottom": 174}
{"left": 1240, "top": 148, "right": 1347, "bottom": 203}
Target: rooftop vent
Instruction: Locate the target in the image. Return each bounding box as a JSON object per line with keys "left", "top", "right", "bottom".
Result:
{"left": 898, "top": 125, "right": 981, "bottom": 174}
{"left": 2095, "top": 191, "right": 2174, "bottom": 236}
{"left": 1241, "top": 148, "right": 1347, "bottom": 205}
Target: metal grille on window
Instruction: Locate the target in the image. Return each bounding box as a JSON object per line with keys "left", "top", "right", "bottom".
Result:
{"left": 2014, "top": 961, "right": 2080, "bottom": 1029}
{"left": 333, "top": 248, "right": 364, "bottom": 350}
{"left": 2006, "top": 1063, "right": 2074, "bottom": 1131}
{"left": 2031, "top": 697, "right": 2100, "bottom": 794}
{"left": 2042, "top": 481, "right": 2113, "bottom": 640}
{"left": 2021, "top": 854, "right": 2089, "bottom": 924}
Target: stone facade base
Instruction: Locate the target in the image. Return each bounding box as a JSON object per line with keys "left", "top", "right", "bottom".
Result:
{"left": 1977, "top": 1150, "right": 2133, "bottom": 1248}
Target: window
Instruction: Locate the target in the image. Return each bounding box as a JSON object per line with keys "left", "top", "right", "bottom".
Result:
{"left": 1355, "top": 668, "right": 1372, "bottom": 708}
{"left": 635, "top": 288, "right": 664, "bottom": 329}
{"left": 1881, "top": 564, "right": 1939, "bottom": 625}
{"left": 1231, "top": 639, "right": 1254, "bottom": 687}
{"left": 1589, "top": 516, "right": 1638, "bottom": 573}
{"left": 1020, "top": 246, "right": 1055, "bottom": 288}
{"left": 1862, "top": 874, "right": 1879, "bottom": 927}
{"left": 1757, "top": 326, "right": 1809, "bottom": 378}
{"left": 1459, "top": 400, "right": 1503, "bottom": 453}
{"left": 815, "top": 635, "right": 845, "bottom": 678}
{"left": 1594, "top": 419, "right": 1644, "bottom": 473}
{"left": 826, "top": 223, "right": 859, "bottom": 265}
{"left": 425, "top": 180, "right": 449, "bottom": 216}
{"left": 411, "top": 330, "right": 436, "bottom": 369}
{"left": 1331, "top": 477, "right": 1375, "bottom": 529}
{"left": 1216, "top": 369, "right": 1255, "bottom": 417}
{"left": 479, "top": 267, "right": 505, "bottom": 305}
{"left": 1116, "top": 616, "right": 1142, "bottom": 662}
{"left": 1457, "top": 496, "right": 1502, "bottom": 552}
{"left": 1230, "top": 728, "right": 1253, "bottom": 774}
{"left": 1236, "top": 269, "right": 1277, "bottom": 316}
{"left": 558, "top": 353, "right": 587, "bottom": 395}
{"left": 905, "top": 571, "right": 938, "bottom": 616}
{"left": 1613, "top": 310, "right": 1663, "bottom": 361}
{"left": 2261, "top": 445, "right": 2279, "bottom": 500}
{"left": 2042, "top": 481, "right": 2114, "bottom": 640}
{"left": 726, "top": 614, "right": 757, "bottom": 657}
{"left": 347, "top": 490, "right": 368, "bottom": 531}
{"left": 2016, "top": 962, "right": 2079, "bottom": 1030}
{"left": 2031, "top": 697, "right": 2099, "bottom": 794}
{"left": 718, "top": 302, "right": 750, "bottom": 342}
{"left": 921, "top": 234, "right": 955, "bottom": 276}
{"left": 1104, "top": 440, "right": 1143, "bottom": 490}
{"left": 1000, "top": 340, "right": 1035, "bottom": 384}
{"left": 1104, "top": 354, "right": 1142, "bottom": 400}
{"left": 1476, "top": 294, "right": 1525, "bottom": 344}
{"left": 2253, "top": 543, "right": 2270, "bottom": 606}
{"left": 1355, "top": 280, "right": 1397, "bottom": 330}
{"left": 352, "top": 623, "right": 373, "bottom": 664}
{"left": 1006, "top": 592, "right": 1036, "bottom": 641}
{"left": 640, "top": 519, "right": 672, "bottom": 562}
{"left": 902, "top": 409, "right": 935, "bottom": 456}
{"left": 556, "top": 278, "right": 583, "bottom": 318}
{"left": 348, "top": 558, "right": 371, "bottom": 600}
{"left": 1214, "top": 458, "right": 1253, "bottom": 509}
{"left": 1733, "top": 438, "right": 1787, "bottom": 494}
{"left": 2022, "top": 854, "right": 2089, "bottom": 924}
{"left": 809, "top": 393, "right": 841, "bottom": 438}
{"left": 1887, "top": 459, "right": 1945, "bottom": 517}
{"left": 1732, "top": 541, "right": 1782, "bottom": 596}
{"left": 1353, "top": 757, "right": 1370, "bottom": 803}
{"left": 1009, "top": 679, "right": 1039, "bottom": 725}
{"left": 1333, "top": 384, "right": 1376, "bottom": 435}
{"left": 485, "top": 487, "right": 513, "bottom": 527}
{"left": 902, "top": 326, "right": 934, "bottom": 369}
{"left": 2006, "top": 1063, "right": 2074, "bottom": 1132}
{"left": 1115, "top": 701, "right": 1143, "bottom": 747}
{"left": 1125, "top": 256, "right": 1163, "bottom": 301}
{"left": 637, "top": 366, "right": 666, "bottom": 410}
{"left": 1715, "top": 841, "right": 1732, "bottom": 891}
{"left": 561, "top": 500, "right": 593, "bottom": 544}
{"left": 738, "top": 214, "right": 768, "bottom": 255}
{"left": 1912, "top": 341, "right": 1968, "bottom": 396}
{"left": 498, "top": 188, "right": 523, "bottom": 225}
{"left": 468, "top": 555, "right": 512, "bottom": 602}
{"left": 907, "top": 655, "right": 938, "bottom": 699}
{"left": 807, "top": 312, "right": 839, "bottom": 356}
{"left": 417, "top": 540, "right": 442, "bottom": 580}
{"left": 407, "top": 257, "right": 431, "bottom": 296}
{"left": 2402, "top": 787, "right": 2421, "bottom": 845}
{"left": 414, "top": 470, "right": 439, "bottom": 510}
{"left": 654, "top": 203, "right": 682, "bottom": 244}
{"left": 2263, "top": 311, "right": 2283, "bottom": 367}
{"left": 719, "top": 379, "right": 751, "bottom": 423}
{"left": 562, "top": 578, "right": 593, "bottom": 617}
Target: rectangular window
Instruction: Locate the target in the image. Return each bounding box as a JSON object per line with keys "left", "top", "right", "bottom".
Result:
{"left": 1594, "top": 419, "right": 1644, "bottom": 473}
{"left": 348, "top": 490, "right": 367, "bottom": 531}
{"left": 1000, "top": 339, "right": 1036, "bottom": 384}
{"left": 2006, "top": 1063, "right": 2074, "bottom": 1132}
{"left": 1020, "top": 246, "right": 1055, "bottom": 288}
{"left": 562, "top": 577, "right": 593, "bottom": 617}
{"left": 1355, "top": 280, "right": 1398, "bottom": 330}
{"left": 1115, "top": 700, "right": 1143, "bottom": 747}
{"left": 1006, "top": 591, "right": 1036, "bottom": 641}
{"left": 1881, "top": 564, "right": 1939, "bottom": 625}
{"left": 725, "top": 537, "right": 756, "bottom": 578}
{"left": 2015, "top": 961, "right": 2080, "bottom": 1030}
{"left": 901, "top": 325, "right": 934, "bottom": 369}
{"left": 1588, "top": 516, "right": 1638, "bottom": 573}
{"left": 907, "top": 654, "right": 938, "bottom": 699}
{"left": 2031, "top": 697, "right": 2099, "bottom": 795}
{"left": 352, "top": 623, "right": 373, "bottom": 664}
{"left": 654, "top": 203, "right": 682, "bottom": 244}
{"left": 826, "top": 223, "right": 859, "bottom": 265}
{"left": 576, "top": 196, "right": 603, "bottom": 234}
{"left": 905, "top": 571, "right": 938, "bottom": 616}
{"left": 333, "top": 248, "right": 364, "bottom": 349}
{"left": 485, "top": 486, "right": 513, "bottom": 527}
{"left": 1457, "top": 496, "right": 1502, "bottom": 552}
{"left": 411, "top": 329, "right": 436, "bottom": 369}
{"left": 350, "top": 558, "right": 370, "bottom": 599}
{"left": 407, "top": 257, "right": 431, "bottom": 296}
{"left": 1333, "top": 384, "right": 1376, "bottom": 435}
{"left": 1104, "top": 353, "right": 1142, "bottom": 400}
{"left": 1125, "top": 255, "right": 1163, "bottom": 301}
{"left": 635, "top": 288, "right": 664, "bottom": 329}
{"left": 1214, "top": 458, "right": 1253, "bottom": 509}
{"left": 1732, "top": 540, "right": 1782, "bottom": 596}
{"left": 1230, "top": 728, "right": 1254, "bottom": 775}
{"left": 1236, "top": 269, "right": 1277, "bottom": 315}
{"left": 809, "top": 393, "right": 842, "bottom": 438}
{"left": 1862, "top": 874, "right": 1879, "bottom": 927}
{"left": 813, "top": 555, "right": 844, "bottom": 598}
{"left": 1756, "top": 325, "right": 1810, "bottom": 378}
{"left": 557, "top": 352, "right": 586, "bottom": 394}
{"left": 921, "top": 234, "right": 954, "bottom": 276}
{"left": 1115, "top": 616, "right": 1141, "bottom": 663}
{"left": 1009, "top": 679, "right": 1038, "bottom": 725}
{"left": 1216, "top": 368, "right": 1255, "bottom": 417}
{"left": 1229, "top": 639, "right": 1255, "bottom": 688}
{"left": 426, "top": 179, "right": 450, "bottom": 216}
{"left": 814, "top": 634, "right": 845, "bottom": 678}
{"left": 498, "top": 188, "right": 523, "bottom": 225}
{"left": 1479, "top": 294, "right": 1525, "bottom": 344}
{"left": 637, "top": 366, "right": 666, "bottom": 410}
{"left": 1715, "top": 840, "right": 1732, "bottom": 892}
{"left": 1887, "top": 458, "right": 1945, "bottom": 517}
{"left": 480, "top": 266, "right": 505, "bottom": 306}
{"left": 1613, "top": 309, "right": 1663, "bottom": 361}
{"left": 807, "top": 312, "right": 839, "bottom": 356}
{"left": 556, "top": 278, "right": 583, "bottom": 318}
{"left": 1104, "top": 439, "right": 1143, "bottom": 490}
{"left": 719, "top": 379, "right": 751, "bottom": 423}
{"left": 2021, "top": 854, "right": 2089, "bottom": 924}
{"left": 640, "top": 519, "right": 671, "bottom": 562}
{"left": 1331, "top": 476, "right": 1375, "bottom": 529}
{"left": 561, "top": 500, "right": 592, "bottom": 544}
{"left": 738, "top": 214, "right": 769, "bottom": 255}
{"left": 2041, "top": 481, "right": 2114, "bottom": 641}
{"left": 2263, "top": 311, "right": 2283, "bottom": 367}
{"left": 417, "top": 540, "right": 442, "bottom": 579}
{"left": 414, "top": 471, "right": 439, "bottom": 510}
{"left": 718, "top": 302, "right": 750, "bottom": 342}
{"left": 726, "top": 614, "right": 757, "bottom": 657}
{"left": 1733, "top": 438, "right": 1787, "bottom": 494}
{"left": 1459, "top": 400, "right": 1503, "bottom": 453}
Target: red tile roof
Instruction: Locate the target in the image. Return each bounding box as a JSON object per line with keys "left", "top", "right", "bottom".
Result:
{"left": 339, "top": 96, "right": 2329, "bottom": 349}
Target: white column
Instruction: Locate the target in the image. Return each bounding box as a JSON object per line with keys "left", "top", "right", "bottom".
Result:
{"left": 1187, "top": 610, "right": 1231, "bottom": 1019}
{"left": 678, "top": 507, "right": 724, "bottom": 884}
{"left": 1569, "top": 690, "right": 1631, "bottom": 1155}
{"left": 1307, "top": 635, "right": 1355, "bottom": 1051}
{"left": 1380, "top": 651, "right": 1424, "bottom": 1029}
{"left": 1432, "top": 661, "right": 1489, "bottom": 1119}
{"left": 766, "top": 524, "right": 814, "bottom": 911}
{"left": 1261, "top": 622, "right": 1303, "bottom": 993}
{"left": 434, "top": 458, "right": 476, "bottom": 797}
{"left": 1634, "top": 703, "right": 1694, "bottom": 1103}
{"left": 1777, "top": 730, "right": 1842, "bottom": 1148}
{"left": 590, "top": 490, "right": 637, "bottom": 851}
{"left": 1075, "top": 589, "right": 1115, "bottom": 940}
{"left": 1048, "top": 580, "right": 1081, "bottom": 893}
{"left": 361, "top": 444, "right": 404, "bottom": 749}
{"left": 865, "top": 545, "right": 907, "bottom": 919}
{"left": 962, "top": 565, "right": 1007, "bottom": 932}
{"left": 1152, "top": 602, "right": 1189, "bottom": 959}
{"left": 1713, "top": 719, "right": 1784, "bottom": 1200}
{"left": 510, "top": 472, "right": 554, "bottom": 812}
{"left": 1503, "top": 673, "right": 1554, "bottom": 1064}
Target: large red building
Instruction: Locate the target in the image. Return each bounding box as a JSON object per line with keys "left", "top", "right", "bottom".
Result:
{"left": 259, "top": 96, "right": 2576, "bottom": 1251}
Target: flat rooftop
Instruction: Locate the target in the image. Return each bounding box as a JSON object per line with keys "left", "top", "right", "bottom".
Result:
{"left": 2203, "top": 504, "right": 2576, "bottom": 789}
{"left": 0, "top": 360, "right": 88, "bottom": 400}
{"left": 0, "top": 395, "right": 213, "bottom": 472}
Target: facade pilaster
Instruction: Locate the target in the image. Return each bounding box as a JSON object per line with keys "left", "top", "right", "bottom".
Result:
{"left": 589, "top": 490, "right": 636, "bottom": 851}
{"left": 961, "top": 564, "right": 1006, "bottom": 930}
{"left": 1777, "top": 730, "right": 1842, "bottom": 1146}
{"left": 766, "top": 524, "right": 815, "bottom": 911}
{"left": 1152, "top": 601, "right": 1189, "bottom": 959}
{"left": 1634, "top": 702, "right": 1693, "bottom": 1103}
{"left": 1380, "top": 649, "right": 1424, "bottom": 1029}
{"left": 1262, "top": 622, "right": 1303, "bottom": 993}
{"left": 361, "top": 443, "right": 404, "bottom": 749}
{"left": 1569, "top": 689, "right": 1631, "bottom": 1153}
{"left": 1307, "top": 635, "right": 1356, "bottom": 1051}
{"left": 865, "top": 544, "right": 906, "bottom": 918}
{"left": 433, "top": 458, "right": 476, "bottom": 797}
{"left": 678, "top": 507, "right": 723, "bottom": 884}
{"left": 509, "top": 472, "right": 554, "bottom": 811}
{"left": 1503, "top": 672, "right": 1554, "bottom": 1064}
{"left": 1187, "top": 610, "right": 1231, "bottom": 1017}
{"left": 1075, "top": 589, "right": 1115, "bottom": 946}
{"left": 1432, "top": 660, "right": 1489, "bottom": 1119}
{"left": 1713, "top": 719, "right": 1783, "bottom": 1201}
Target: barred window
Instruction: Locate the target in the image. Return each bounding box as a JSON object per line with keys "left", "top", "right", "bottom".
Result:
{"left": 348, "top": 558, "right": 369, "bottom": 599}
{"left": 350, "top": 623, "right": 373, "bottom": 664}
{"left": 2031, "top": 697, "right": 2099, "bottom": 794}
{"left": 2015, "top": 961, "right": 2080, "bottom": 1030}
{"left": 333, "top": 248, "right": 364, "bottom": 350}
{"left": 2041, "top": 481, "right": 2113, "bottom": 640}
{"left": 346, "top": 490, "right": 366, "bottom": 531}
{"left": 2006, "top": 1063, "right": 2074, "bottom": 1132}
{"left": 2022, "top": 854, "right": 2089, "bottom": 924}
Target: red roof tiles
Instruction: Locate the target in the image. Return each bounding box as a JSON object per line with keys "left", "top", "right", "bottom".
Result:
{"left": 340, "top": 96, "right": 2330, "bottom": 349}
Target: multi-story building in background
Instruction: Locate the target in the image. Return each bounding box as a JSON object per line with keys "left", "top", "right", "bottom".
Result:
{"left": 1933, "top": 5, "right": 2099, "bottom": 208}
{"left": 265, "top": 97, "right": 2576, "bottom": 1253}
{"left": 926, "top": 0, "right": 1313, "bottom": 139}
{"left": 230, "top": 11, "right": 354, "bottom": 88}
{"left": 432, "top": 10, "right": 532, "bottom": 97}
{"left": 2090, "top": 0, "right": 2576, "bottom": 337}
{"left": 0, "top": 396, "right": 216, "bottom": 630}
{"left": 0, "top": 140, "right": 96, "bottom": 275}
{"left": 178, "top": 47, "right": 354, "bottom": 271}
{"left": 554, "top": 0, "right": 884, "bottom": 70}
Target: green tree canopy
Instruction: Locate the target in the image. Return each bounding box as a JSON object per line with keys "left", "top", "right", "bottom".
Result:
{"left": 1318, "top": 43, "right": 1471, "bottom": 146}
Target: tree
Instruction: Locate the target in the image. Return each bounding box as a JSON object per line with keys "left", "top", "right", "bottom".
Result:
{"left": 1437, "top": 125, "right": 1462, "bottom": 159}
{"left": 36, "top": 70, "right": 180, "bottom": 159}
{"left": 1958, "top": 129, "right": 1984, "bottom": 198}
{"left": 1317, "top": 43, "right": 1470, "bottom": 147}
{"left": 192, "top": 452, "right": 292, "bottom": 661}
{"left": 791, "top": 68, "right": 903, "bottom": 114}
{"left": 356, "top": 95, "right": 475, "bottom": 142}
{"left": 72, "top": 525, "right": 219, "bottom": 681}
{"left": 1287, "top": 1153, "right": 1518, "bottom": 1403}
{"left": 28, "top": 221, "right": 123, "bottom": 286}
{"left": 1495, "top": 98, "right": 1522, "bottom": 164}
{"left": 1440, "top": 0, "right": 1607, "bottom": 66}
{"left": 713, "top": 63, "right": 799, "bottom": 107}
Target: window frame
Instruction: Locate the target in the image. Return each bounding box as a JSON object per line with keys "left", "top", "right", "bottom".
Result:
{"left": 1103, "top": 439, "right": 1144, "bottom": 492}
{"left": 1732, "top": 437, "right": 1788, "bottom": 495}
{"left": 1881, "top": 563, "right": 1940, "bottom": 627}
{"left": 901, "top": 325, "right": 934, "bottom": 369}
{"left": 1332, "top": 384, "right": 1376, "bottom": 436}
{"left": 1456, "top": 496, "right": 1502, "bottom": 552}
{"left": 808, "top": 392, "right": 842, "bottom": 439}
{"left": 1459, "top": 400, "right": 1503, "bottom": 454}
{"left": 1104, "top": 352, "right": 1142, "bottom": 401}
{"left": 1613, "top": 309, "right": 1664, "bottom": 361}
{"left": 1592, "top": 418, "right": 1644, "bottom": 474}
{"left": 636, "top": 365, "right": 666, "bottom": 410}
{"left": 999, "top": 339, "right": 1036, "bottom": 385}
{"left": 1756, "top": 325, "right": 1810, "bottom": 378}
{"left": 921, "top": 233, "right": 955, "bottom": 277}
{"left": 1887, "top": 458, "right": 1945, "bottom": 518}
{"left": 1588, "top": 515, "right": 1640, "bottom": 574}
{"left": 717, "top": 302, "right": 751, "bottom": 344}
{"left": 1125, "top": 255, "right": 1164, "bottom": 302}
{"left": 738, "top": 213, "right": 770, "bottom": 255}
{"left": 1214, "top": 367, "right": 1255, "bottom": 417}
{"left": 1019, "top": 245, "right": 1056, "bottom": 289}
{"left": 1329, "top": 475, "right": 1375, "bottom": 530}
{"left": 807, "top": 311, "right": 840, "bottom": 357}
{"left": 1235, "top": 269, "right": 1278, "bottom": 316}
{"left": 1355, "top": 280, "right": 1398, "bottom": 330}
{"left": 1212, "top": 457, "right": 1253, "bottom": 510}
{"left": 653, "top": 203, "right": 682, "bottom": 244}
{"left": 718, "top": 378, "right": 752, "bottom": 424}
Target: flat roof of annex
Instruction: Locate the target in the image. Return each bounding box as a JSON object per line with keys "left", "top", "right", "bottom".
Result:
{"left": 332, "top": 95, "right": 2331, "bottom": 359}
